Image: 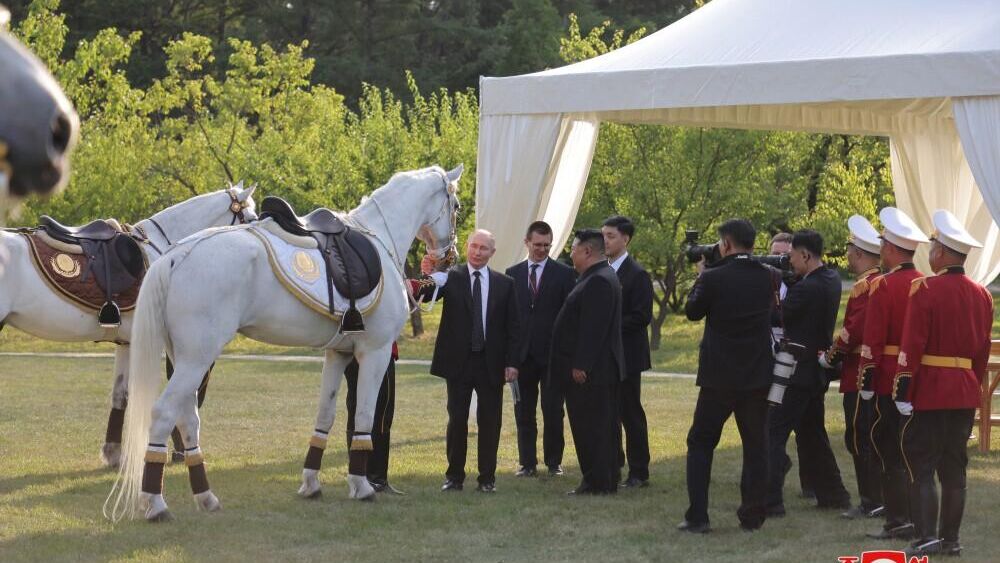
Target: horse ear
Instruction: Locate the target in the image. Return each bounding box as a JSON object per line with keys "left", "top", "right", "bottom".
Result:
{"left": 446, "top": 164, "right": 464, "bottom": 185}
{"left": 238, "top": 183, "right": 256, "bottom": 201}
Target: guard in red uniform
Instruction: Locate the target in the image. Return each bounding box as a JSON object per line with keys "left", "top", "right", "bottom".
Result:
{"left": 894, "top": 210, "right": 993, "bottom": 558}
{"left": 822, "top": 215, "right": 883, "bottom": 519}
{"left": 859, "top": 207, "right": 929, "bottom": 540}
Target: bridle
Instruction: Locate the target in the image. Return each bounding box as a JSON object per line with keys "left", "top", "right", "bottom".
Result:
{"left": 422, "top": 172, "right": 460, "bottom": 268}
{"left": 130, "top": 187, "right": 252, "bottom": 256}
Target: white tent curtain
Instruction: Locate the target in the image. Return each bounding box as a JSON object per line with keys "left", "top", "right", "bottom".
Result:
{"left": 890, "top": 118, "right": 1000, "bottom": 284}
{"left": 953, "top": 95, "right": 1000, "bottom": 282}
{"left": 476, "top": 113, "right": 600, "bottom": 268}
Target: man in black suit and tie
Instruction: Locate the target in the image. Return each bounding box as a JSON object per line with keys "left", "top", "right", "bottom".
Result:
{"left": 551, "top": 229, "right": 626, "bottom": 495}
{"left": 419, "top": 229, "right": 520, "bottom": 493}
{"left": 506, "top": 221, "right": 576, "bottom": 477}
{"left": 766, "top": 229, "right": 851, "bottom": 515}
{"left": 679, "top": 219, "right": 775, "bottom": 534}
{"left": 602, "top": 215, "right": 654, "bottom": 488}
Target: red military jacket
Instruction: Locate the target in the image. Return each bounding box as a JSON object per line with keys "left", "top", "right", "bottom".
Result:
{"left": 893, "top": 266, "right": 993, "bottom": 410}
{"left": 835, "top": 267, "right": 881, "bottom": 393}
{"left": 860, "top": 263, "right": 923, "bottom": 396}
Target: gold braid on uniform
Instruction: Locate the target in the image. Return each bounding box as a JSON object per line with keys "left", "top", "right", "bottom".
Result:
{"left": 908, "top": 277, "right": 928, "bottom": 298}
{"left": 892, "top": 372, "right": 912, "bottom": 402}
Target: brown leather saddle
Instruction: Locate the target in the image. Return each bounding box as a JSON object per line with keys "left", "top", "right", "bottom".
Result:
{"left": 260, "top": 196, "right": 381, "bottom": 333}
{"left": 36, "top": 216, "right": 145, "bottom": 326}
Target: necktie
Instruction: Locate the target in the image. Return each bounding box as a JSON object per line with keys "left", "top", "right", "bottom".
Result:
{"left": 471, "top": 271, "right": 484, "bottom": 352}
{"left": 529, "top": 263, "right": 539, "bottom": 304}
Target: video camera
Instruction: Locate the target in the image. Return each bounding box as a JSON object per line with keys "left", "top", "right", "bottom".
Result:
{"left": 683, "top": 229, "right": 792, "bottom": 271}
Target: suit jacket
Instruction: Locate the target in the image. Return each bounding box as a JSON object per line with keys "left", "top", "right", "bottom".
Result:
{"left": 423, "top": 264, "right": 521, "bottom": 384}
{"left": 685, "top": 253, "right": 776, "bottom": 391}
{"left": 505, "top": 258, "right": 576, "bottom": 365}
{"left": 615, "top": 255, "right": 654, "bottom": 376}
{"left": 549, "top": 261, "right": 626, "bottom": 386}
{"left": 781, "top": 265, "right": 841, "bottom": 390}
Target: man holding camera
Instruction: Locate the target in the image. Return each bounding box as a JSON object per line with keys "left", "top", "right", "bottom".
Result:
{"left": 679, "top": 219, "right": 775, "bottom": 533}
{"left": 821, "top": 215, "right": 884, "bottom": 519}
{"left": 860, "top": 207, "right": 929, "bottom": 540}
{"left": 894, "top": 210, "right": 992, "bottom": 558}
{"left": 766, "top": 230, "right": 851, "bottom": 516}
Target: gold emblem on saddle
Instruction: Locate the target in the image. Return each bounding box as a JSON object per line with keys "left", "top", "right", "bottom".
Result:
{"left": 50, "top": 253, "right": 81, "bottom": 278}
{"left": 292, "top": 250, "right": 320, "bottom": 282}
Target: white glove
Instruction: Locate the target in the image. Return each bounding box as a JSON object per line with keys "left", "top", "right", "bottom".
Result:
{"left": 895, "top": 401, "right": 913, "bottom": 416}
{"left": 429, "top": 271, "right": 448, "bottom": 287}
{"left": 818, "top": 351, "right": 834, "bottom": 370}
{"left": 860, "top": 390, "right": 874, "bottom": 401}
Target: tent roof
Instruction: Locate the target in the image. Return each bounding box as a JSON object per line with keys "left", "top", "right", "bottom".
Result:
{"left": 480, "top": 0, "right": 1000, "bottom": 117}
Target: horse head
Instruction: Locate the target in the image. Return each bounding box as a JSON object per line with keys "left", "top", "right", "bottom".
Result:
{"left": 0, "top": 5, "right": 79, "bottom": 201}
{"left": 417, "top": 165, "right": 463, "bottom": 272}
{"left": 139, "top": 182, "right": 257, "bottom": 248}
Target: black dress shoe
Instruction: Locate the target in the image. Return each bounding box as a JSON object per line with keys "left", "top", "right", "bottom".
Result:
{"left": 170, "top": 451, "right": 185, "bottom": 463}
{"left": 866, "top": 522, "right": 915, "bottom": 540}
{"left": 371, "top": 481, "right": 406, "bottom": 495}
{"left": 905, "top": 539, "right": 943, "bottom": 558}
{"left": 677, "top": 520, "right": 711, "bottom": 534}
{"left": 620, "top": 477, "right": 649, "bottom": 489}
{"left": 547, "top": 466, "right": 564, "bottom": 476}
{"left": 441, "top": 479, "right": 463, "bottom": 492}
{"left": 940, "top": 540, "right": 962, "bottom": 556}
{"left": 515, "top": 466, "right": 538, "bottom": 477}
{"left": 476, "top": 482, "right": 496, "bottom": 493}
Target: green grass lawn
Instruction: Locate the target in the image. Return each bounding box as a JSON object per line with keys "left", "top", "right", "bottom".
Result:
{"left": 2, "top": 357, "right": 1000, "bottom": 562}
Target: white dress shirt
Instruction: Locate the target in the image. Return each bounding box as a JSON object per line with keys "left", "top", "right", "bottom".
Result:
{"left": 527, "top": 257, "right": 548, "bottom": 291}
{"left": 609, "top": 251, "right": 629, "bottom": 272}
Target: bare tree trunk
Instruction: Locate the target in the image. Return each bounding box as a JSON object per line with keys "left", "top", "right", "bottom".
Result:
{"left": 650, "top": 304, "right": 669, "bottom": 351}
{"left": 409, "top": 308, "right": 424, "bottom": 337}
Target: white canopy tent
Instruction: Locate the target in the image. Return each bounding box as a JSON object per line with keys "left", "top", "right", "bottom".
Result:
{"left": 476, "top": 0, "right": 1000, "bottom": 283}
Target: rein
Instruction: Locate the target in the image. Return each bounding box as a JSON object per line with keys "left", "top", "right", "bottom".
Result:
{"left": 132, "top": 188, "right": 251, "bottom": 259}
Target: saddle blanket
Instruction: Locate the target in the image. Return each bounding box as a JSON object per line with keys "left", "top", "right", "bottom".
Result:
{"left": 248, "top": 221, "right": 383, "bottom": 321}
{"left": 22, "top": 231, "right": 145, "bottom": 312}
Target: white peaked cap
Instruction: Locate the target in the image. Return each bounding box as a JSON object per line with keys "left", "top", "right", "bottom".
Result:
{"left": 878, "top": 207, "right": 930, "bottom": 251}
{"left": 847, "top": 215, "right": 881, "bottom": 255}
{"left": 932, "top": 209, "right": 982, "bottom": 255}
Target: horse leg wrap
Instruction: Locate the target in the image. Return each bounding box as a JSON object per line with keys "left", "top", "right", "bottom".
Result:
{"left": 304, "top": 430, "right": 328, "bottom": 471}
{"left": 105, "top": 406, "right": 126, "bottom": 444}
{"left": 142, "top": 444, "right": 169, "bottom": 495}
{"left": 349, "top": 451, "right": 370, "bottom": 477}
{"left": 185, "top": 447, "right": 210, "bottom": 495}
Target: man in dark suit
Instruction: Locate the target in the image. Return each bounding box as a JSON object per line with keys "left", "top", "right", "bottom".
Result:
{"left": 419, "top": 229, "right": 520, "bottom": 493}
{"left": 550, "top": 229, "right": 625, "bottom": 495}
{"left": 766, "top": 229, "right": 851, "bottom": 515}
{"left": 506, "top": 221, "right": 576, "bottom": 477}
{"left": 602, "top": 215, "right": 653, "bottom": 488}
{"left": 679, "top": 219, "right": 775, "bottom": 534}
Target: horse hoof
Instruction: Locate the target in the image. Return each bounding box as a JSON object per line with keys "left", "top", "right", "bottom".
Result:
{"left": 347, "top": 474, "right": 376, "bottom": 501}
{"left": 194, "top": 491, "right": 222, "bottom": 512}
{"left": 148, "top": 510, "right": 174, "bottom": 523}
{"left": 100, "top": 443, "right": 122, "bottom": 468}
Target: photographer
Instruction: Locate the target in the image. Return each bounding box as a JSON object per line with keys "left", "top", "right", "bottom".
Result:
{"left": 765, "top": 230, "right": 851, "bottom": 516}
{"left": 678, "top": 219, "right": 775, "bottom": 533}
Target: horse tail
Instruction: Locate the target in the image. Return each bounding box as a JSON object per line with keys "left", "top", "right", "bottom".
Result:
{"left": 105, "top": 256, "right": 172, "bottom": 521}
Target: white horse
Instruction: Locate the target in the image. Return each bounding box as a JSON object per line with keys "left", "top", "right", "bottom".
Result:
{"left": 106, "top": 165, "right": 461, "bottom": 522}
{"left": 0, "top": 4, "right": 79, "bottom": 203}
{"left": 0, "top": 184, "right": 257, "bottom": 463}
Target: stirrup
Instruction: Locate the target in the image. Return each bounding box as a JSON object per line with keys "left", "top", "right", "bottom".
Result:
{"left": 340, "top": 306, "right": 365, "bottom": 334}
{"left": 99, "top": 301, "right": 122, "bottom": 328}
